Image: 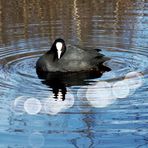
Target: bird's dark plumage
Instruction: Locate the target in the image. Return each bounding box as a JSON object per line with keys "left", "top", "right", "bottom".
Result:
{"left": 36, "top": 38, "right": 109, "bottom": 72}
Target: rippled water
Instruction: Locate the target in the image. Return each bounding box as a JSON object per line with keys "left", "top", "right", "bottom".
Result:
{"left": 0, "top": 0, "right": 148, "bottom": 147}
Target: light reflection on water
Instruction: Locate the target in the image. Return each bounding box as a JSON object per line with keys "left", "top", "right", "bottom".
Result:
{"left": 0, "top": 0, "right": 148, "bottom": 147}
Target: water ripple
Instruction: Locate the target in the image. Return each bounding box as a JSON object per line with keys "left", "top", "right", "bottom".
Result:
{"left": 0, "top": 0, "right": 148, "bottom": 147}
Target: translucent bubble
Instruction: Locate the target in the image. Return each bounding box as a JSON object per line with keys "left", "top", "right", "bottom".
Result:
{"left": 64, "top": 89, "right": 75, "bottom": 109}
{"left": 77, "top": 86, "right": 87, "bottom": 99}
{"left": 101, "top": 71, "right": 117, "bottom": 79}
{"left": 12, "top": 96, "right": 28, "bottom": 114}
{"left": 56, "top": 91, "right": 63, "bottom": 100}
{"left": 43, "top": 90, "right": 74, "bottom": 115}
{"left": 124, "top": 71, "right": 143, "bottom": 91}
{"left": 76, "top": 137, "right": 92, "bottom": 148}
{"left": 28, "top": 132, "right": 44, "bottom": 148}
{"left": 43, "top": 98, "right": 64, "bottom": 115}
{"left": 76, "top": 86, "right": 91, "bottom": 112}
{"left": 24, "top": 98, "right": 42, "bottom": 115}
{"left": 112, "top": 80, "right": 130, "bottom": 98}
{"left": 86, "top": 81, "right": 116, "bottom": 108}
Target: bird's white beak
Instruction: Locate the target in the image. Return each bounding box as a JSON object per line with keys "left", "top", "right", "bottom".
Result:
{"left": 56, "top": 42, "right": 63, "bottom": 59}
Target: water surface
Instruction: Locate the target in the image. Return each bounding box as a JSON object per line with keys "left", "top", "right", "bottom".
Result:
{"left": 0, "top": 0, "right": 148, "bottom": 147}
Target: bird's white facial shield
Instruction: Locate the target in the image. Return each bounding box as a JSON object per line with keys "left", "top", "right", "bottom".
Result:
{"left": 56, "top": 42, "right": 63, "bottom": 59}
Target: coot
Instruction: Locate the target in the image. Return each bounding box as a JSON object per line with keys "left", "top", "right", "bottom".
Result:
{"left": 36, "top": 38, "right": 109, "bottom": 72}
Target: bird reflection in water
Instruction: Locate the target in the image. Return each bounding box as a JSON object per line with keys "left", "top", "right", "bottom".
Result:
{"left": 36, "top": 63, "right": 111, "bottom": 101}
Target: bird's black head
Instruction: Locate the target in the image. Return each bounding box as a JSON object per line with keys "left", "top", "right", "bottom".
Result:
{"left": 50, "top": 38, "right": 66, "bottom": 60}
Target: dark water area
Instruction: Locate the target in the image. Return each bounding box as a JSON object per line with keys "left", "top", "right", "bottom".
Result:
{"left": 0, "top": 0, "right": 148, "bottom": 147}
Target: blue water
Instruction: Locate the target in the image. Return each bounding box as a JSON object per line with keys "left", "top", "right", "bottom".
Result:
{"left": 0, "top": 0, "right": 148, "bottom": 147}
